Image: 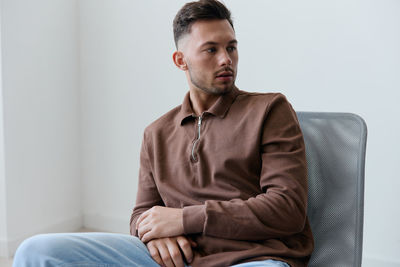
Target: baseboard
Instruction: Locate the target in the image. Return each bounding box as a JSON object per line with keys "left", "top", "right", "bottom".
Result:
{"left": 363, "top": 255, "right": 400, "bottom": 267}
{"left": 83, "top": 213, "right": 129, "bottom": 234}
{"left": 0, "top": 215, "right": 82, "bottom": 258}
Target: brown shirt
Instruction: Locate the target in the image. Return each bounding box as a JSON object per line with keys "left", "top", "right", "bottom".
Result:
{"left": 130, "top": 88, "right": 314, "bottom": 267}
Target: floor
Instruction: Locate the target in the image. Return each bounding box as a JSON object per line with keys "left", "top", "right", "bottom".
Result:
{"left": 0, "top": 228, "right": 96, "bottom": 267}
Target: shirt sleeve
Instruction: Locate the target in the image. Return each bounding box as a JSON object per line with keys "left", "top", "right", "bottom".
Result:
{"left": 182, "top": 94, "right": 308, "bottom": 241}
{"left": 130, "top": 132, "right": 164, "bottom": 236}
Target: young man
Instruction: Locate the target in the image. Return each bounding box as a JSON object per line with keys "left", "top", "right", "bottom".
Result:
{"left": 13, "top": 1, "right": 313, "bottom": 267}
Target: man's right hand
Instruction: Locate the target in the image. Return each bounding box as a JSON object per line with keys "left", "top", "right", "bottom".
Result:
{"left": 146, "top": 236, "right": 196, "bottom": 267}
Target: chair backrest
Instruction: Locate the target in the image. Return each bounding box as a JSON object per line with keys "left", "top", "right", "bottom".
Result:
{"left": 296, "top": 112, "right": 367, "bottom": 267}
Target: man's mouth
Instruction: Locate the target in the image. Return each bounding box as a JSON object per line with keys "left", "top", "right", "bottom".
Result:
{"left": 216, "top": 71, "right": 234, "bottom": 78}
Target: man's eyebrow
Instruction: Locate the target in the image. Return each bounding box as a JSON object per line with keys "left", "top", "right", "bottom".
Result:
{"left": 199, "top": 39, "right": 238, "bottom": 48}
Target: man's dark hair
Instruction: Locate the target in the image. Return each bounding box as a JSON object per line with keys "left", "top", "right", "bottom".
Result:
{"left": 173, "top": 0, "right": 234, "bottom": 48}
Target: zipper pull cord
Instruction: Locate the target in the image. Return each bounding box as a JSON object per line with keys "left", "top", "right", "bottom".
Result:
{"left": 191, "top": 116, "right": 203, "bottom": 161}
{"left": 197, "top": 116, "right": 202, "bottom": 139}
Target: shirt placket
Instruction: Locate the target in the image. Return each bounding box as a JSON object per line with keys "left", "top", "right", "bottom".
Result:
{"left": 191, "top": 115, "right": 204, "bottom": 162}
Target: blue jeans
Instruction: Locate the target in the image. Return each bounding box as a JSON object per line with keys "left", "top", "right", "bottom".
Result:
{"left": 13, "top": 232, "right": 290, "bottom": 267}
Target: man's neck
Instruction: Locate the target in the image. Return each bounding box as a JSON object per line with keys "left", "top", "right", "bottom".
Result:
{"left": 189, "top": 88, "right": 220, "bottom": 116}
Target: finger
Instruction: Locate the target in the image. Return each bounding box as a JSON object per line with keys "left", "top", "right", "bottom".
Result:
{"left": 137, "top": 219, "right": 152, "bottom": 239}
{"left": 138, "top": 210, "right": 153, "bottom": 228}
{"left": 176, "top": 236, "right": 193, "bottom": 263}
{"left": 136, "top": 209, "right": 151, "bottom": 230}
{"left": 166, "top": 238, "right": 185, "bottom": 267}
{"left": 147, "top": 242, "right": 164, "bottom": 266}
{"left": 141, "top": 228, "right": 155, "bottom": 243}
{"left": 137, "top": 213, "right": 155, "bottom": 238}
{"left": 136, "top": 214, "right": 144, "bottom": 230}
{"left": 158, "top": 242, "right": 175, "bottom": 267}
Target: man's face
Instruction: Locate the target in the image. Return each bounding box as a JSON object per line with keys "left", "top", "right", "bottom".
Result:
{"left": 179, "top": 19, "right": 238, "bottom": 95}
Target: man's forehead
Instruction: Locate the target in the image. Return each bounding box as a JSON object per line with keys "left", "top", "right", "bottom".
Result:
{"left": 190, "top": 19, "right": 234, "bottom": 36}
{"left": 192, "top": 20, "right": 235, "bottom": 43}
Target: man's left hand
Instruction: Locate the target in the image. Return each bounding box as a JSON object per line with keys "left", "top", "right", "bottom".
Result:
{"left": 136, "top": 206, "right": 184, "bottom": 243}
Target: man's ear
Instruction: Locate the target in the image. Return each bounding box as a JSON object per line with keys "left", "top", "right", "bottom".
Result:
{"left": 172, "top": 51, "right": 188, "bottom": 71}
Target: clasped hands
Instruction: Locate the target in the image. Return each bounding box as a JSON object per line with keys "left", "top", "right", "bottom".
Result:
{"left": 136, "top": 206, "right": 196, "bottom": 267}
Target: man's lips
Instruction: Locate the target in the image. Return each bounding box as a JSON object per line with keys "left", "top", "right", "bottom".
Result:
{"left": 215, "top": 71, "right": 233, "bottom": 78}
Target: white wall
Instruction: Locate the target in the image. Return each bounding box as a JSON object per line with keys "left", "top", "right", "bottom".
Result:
{"left": 80, "top": 0, "right": 400, "bottom": 266}
{"left": 0, "top": 0, "right": 81, "bottom": 257}
{"left": 0, "top": 3, "right": 8, "bottom": 256}
{"left": 0, "top": 0, "right": 398, "bottom": 265}
{"left": 80, "top": 0, "right": 188, "bottom": 233}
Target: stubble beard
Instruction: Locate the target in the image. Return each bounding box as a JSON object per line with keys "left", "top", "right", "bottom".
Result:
{"left": 188, "top": 68, "right": 235, "bottom": 95}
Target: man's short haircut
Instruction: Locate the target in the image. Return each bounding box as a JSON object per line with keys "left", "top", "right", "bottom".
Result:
{"left": 173, "top": 0, "right": 234, "bottom": 49}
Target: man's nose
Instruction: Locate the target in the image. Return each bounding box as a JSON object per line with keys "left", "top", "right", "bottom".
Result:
{"left": 218, "top": 51, "right": 232, "bottom": 66}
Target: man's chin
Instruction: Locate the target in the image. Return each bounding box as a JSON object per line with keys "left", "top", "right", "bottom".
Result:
{"left": 208, "top": 85, "right": 235, "bottom": 95}
{"left": 193, "top": 82, "right": 235, "bottom": 95}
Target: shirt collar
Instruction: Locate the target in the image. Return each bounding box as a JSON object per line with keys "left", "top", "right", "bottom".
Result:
{"left": 179, "top": 87, "right": 240, "bottom": 125}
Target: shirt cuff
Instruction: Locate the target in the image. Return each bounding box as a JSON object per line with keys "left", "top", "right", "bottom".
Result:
{"left": 183, "top": 204, "right": 206, "bottom": 234}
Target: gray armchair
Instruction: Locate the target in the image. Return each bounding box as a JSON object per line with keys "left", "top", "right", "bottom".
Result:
{"left": 297, "top": 112, "right": 367, "bottom": 267}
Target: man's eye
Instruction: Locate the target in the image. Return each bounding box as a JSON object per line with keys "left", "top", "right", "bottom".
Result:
{"left": 206, "top": 48, "right": 216, "bottom": 53}
{"left": 227, "top": 46, "right": 237, "bottom": 52}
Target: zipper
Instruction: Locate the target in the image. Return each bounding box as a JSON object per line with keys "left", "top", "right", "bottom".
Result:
{"left": 191, "top": 116, "right": 203, "bottom": 161}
